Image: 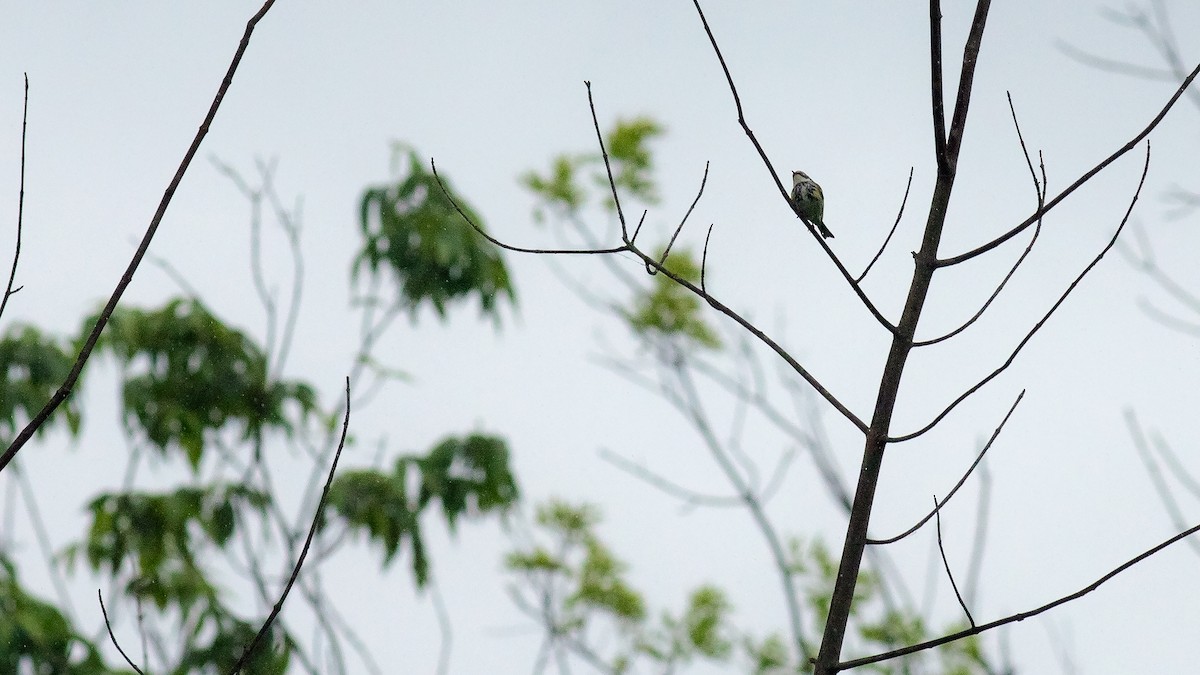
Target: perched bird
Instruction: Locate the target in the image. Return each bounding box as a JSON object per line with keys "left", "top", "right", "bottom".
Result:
{"left": 790, "top": 170, "right": 834, "bottom": 239}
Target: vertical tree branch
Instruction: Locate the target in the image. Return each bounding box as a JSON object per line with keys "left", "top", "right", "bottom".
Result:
{"left": 813, "top": 2, "right": 992, "bottom": 672}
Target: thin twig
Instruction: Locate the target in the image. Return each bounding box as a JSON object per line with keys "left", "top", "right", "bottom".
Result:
{"left": 652, "top": 162, "right": 709, "bottom": 274}
{"left": 1, "top": 74, "right": 29, "bottom": 320}
{"left": 855, "top": 168, "right": 912, "bottom": 284}
{"left": 99, "top": 589, "right": 145, "bottom": 675}
{"left": 934, "top": 497, "right": 975, "bottom": 627}
{"left": 0, "top": 0, "right": 280, "bottom": 474}
{"left": 700, "top": 224, "right": 714, "bottom": 293}
{"left": 231, "top": 377, "right": 352, "bottom": 673}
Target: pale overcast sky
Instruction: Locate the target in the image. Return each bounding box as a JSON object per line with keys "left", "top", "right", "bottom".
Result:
{"left": 3, "top": 2, "right": 1200, "bottom": 673}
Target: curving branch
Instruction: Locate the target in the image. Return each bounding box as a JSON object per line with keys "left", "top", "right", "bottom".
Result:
{"left": 231, "top": 377, "right": 351, "bottom": 674}
{"left": 653, "top": 162, "right": 709, "bottom": 275}
{"left": 890, "top": 143, "right": 1150, "bottom": 443}
{"left": 0, "top": 0, "right": 280, "bottom": 474}
{"left": 99, "top": 589, "right": 145, "bottom": 675}
{"left": 688, "top": 0, "right": 897, "bottom": 334}
{"left": 432, "top": 158, "right": 868, "bottom": 433}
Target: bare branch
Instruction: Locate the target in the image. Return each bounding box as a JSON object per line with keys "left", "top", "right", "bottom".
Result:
{"left": 434, "top": 161, "right": 867, "bottom": 433}
{"left": 231, "top": 377, "right": 351, "bottom": 673}
{"left": 654, "top": 162, "right": 709, "bottom": 275}
{"left": 586, "top": 80, "right": 632, "bottom": 240}
{"left": 915, "top": 93, "right": 1046, "bottom": 347}
{"left": 945, "top": 0, "right": 993, "bottom": 167}
{"left": 432, "top": 159, "right": 627, "bottom": 256}
{"left": 891, "top": 143, "right": 1150, "bottom": 443}
{"left": 700, "top": 223, "right": 714, "bottom": 293}
{"left": 929, "top": 1, "right": 948, "bottom": 171}
{"left": 0, "top": 0, "right": 280, "bottom": 474}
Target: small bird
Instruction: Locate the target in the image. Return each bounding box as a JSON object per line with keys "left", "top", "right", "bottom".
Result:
{"left": 791, "top": 170, "right": 834, "bottom": 239}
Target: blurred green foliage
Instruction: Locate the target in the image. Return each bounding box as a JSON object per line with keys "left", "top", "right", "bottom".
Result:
{"left": 91, "top": 299, "right": 318, "bottom": 469}
{"left": 626, "top": 249, "right": 721, "bottom": 350}
{"left": 355, "top": 144, "right": 516, "bottom": 322}
{"left": 326, "top": 433, "right": 519, "bottom": 587}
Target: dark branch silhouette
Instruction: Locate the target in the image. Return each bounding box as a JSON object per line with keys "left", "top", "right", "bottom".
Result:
{"left": 914, "top": 94, "right": 1046, "bottom": 347}
{"left": 1, "top": 74, "right": 29, "bottom": 321}
{"left": 688, "top": 0, "right": 898, "bottom": 335}
{"left": 0, "top": 0, "right": 280, "bottom": 474}
{"left": 99, "top": 589, "right": 145, "bottom": 675}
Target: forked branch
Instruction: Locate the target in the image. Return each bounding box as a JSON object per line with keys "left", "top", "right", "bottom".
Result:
{"left": 938, "top": 58, "right": 1200, "bottom": 267}
{"left": 891, "top": 143, "right": 1150, "bottom": 443}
